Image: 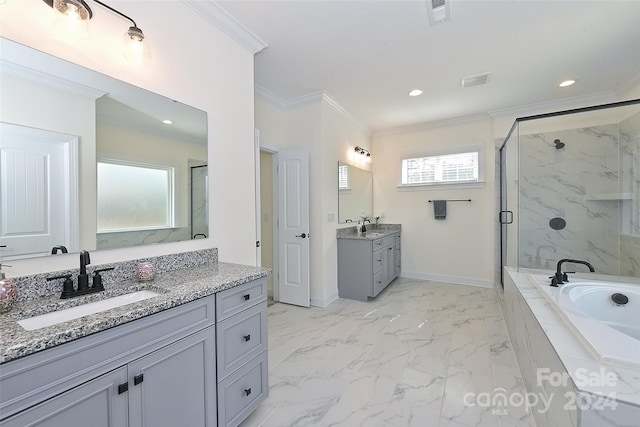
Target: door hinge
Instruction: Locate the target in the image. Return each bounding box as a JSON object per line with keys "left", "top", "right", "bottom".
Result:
{"left": 256, "top": 241, "right": 261, "bottom": 248}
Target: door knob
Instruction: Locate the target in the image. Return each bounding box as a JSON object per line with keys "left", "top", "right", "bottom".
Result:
{"left": 295, "top": 233, "right": 307, "bottom": 238}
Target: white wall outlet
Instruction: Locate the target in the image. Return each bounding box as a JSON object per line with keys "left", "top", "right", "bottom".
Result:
{"left": 327, "top": 212, "right": 336, "bottom": 222}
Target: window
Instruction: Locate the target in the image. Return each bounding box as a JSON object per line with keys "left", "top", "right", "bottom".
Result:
{"left": 401, "top": 149, "right": 481, "bottom": 186}
{"left": 338, "top": 164, "right": 349, "bottom": 190}
{"left": 97, "top": 159, "right": 175, "bottom": 232}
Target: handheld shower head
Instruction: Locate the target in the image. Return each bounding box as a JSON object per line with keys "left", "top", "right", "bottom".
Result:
{"left": 554, "top": 139, "right": 565, "bottom": 150}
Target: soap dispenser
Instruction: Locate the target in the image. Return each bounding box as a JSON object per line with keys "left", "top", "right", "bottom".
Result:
{"left": 0, "top": 264, "right": 17, "bottom": 314}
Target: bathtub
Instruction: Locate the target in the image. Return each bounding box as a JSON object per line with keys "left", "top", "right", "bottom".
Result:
{"left": 529, "top": 275, "right": 640, "bottom": 369}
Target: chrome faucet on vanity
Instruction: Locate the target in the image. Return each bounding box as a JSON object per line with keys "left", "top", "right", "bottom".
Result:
{"left": 47, "top": 250, "right": 114, "bottom": 299}
{"left": 550, "top": 258, "right": 595, "bottom": 287}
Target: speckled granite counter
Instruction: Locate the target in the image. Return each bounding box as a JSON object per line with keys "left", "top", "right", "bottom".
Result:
{"left": 0, "top": 252, "right": 270, "bottom": 364}
{"left": 336, "top": 223, "right": 401, "bottom": 240}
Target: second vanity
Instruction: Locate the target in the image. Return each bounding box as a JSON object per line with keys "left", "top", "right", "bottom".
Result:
{"left": 337, "top": 224, "right": 401, "bottom": 301}
{"left": 0, "top": 249, "right": 270, "bottom": 427}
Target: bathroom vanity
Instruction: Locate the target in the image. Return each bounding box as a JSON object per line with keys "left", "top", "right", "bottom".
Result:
{"left": 0, "top": 249, "right": 269, "bottom": 427}
{"left": 337, "top": 225, "right": 401, "bottom": 301}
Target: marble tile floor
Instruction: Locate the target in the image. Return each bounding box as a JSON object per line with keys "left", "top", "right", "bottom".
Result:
{"left": 240, "top": 278, "right": 537, "bottom": 427}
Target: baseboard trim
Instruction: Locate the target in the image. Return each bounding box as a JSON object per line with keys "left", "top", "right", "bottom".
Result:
{"left": 400, "top": 270, "right": 495, "bottom": 289}
{"left": 310, "top": 291, "right": 339, "bottom": 308}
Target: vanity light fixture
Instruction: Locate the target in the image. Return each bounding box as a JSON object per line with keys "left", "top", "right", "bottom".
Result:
{"left": 354, "top": 146, "right": 371, "bottom": 158}
{"left": 559, "top": 79, "right": 576, "bottom": 88}
{"left": 43, "top": 0, "right": 145, "bottom": 59}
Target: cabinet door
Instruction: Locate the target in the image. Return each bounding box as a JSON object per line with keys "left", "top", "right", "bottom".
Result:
{"left": 386, "top": 241, "right": 396, "bottom": 283}
{"left": 128, "top": 327, "right": 216, "bottom": 427}
{"left": 1, "top": 367, "right": 128, "bottom": 427}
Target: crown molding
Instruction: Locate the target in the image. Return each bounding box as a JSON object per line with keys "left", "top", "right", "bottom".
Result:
{"left": 182, "top": 1, "right": 268, "bottom": 55}
{"left": 617, "top": 66, "right": 640, "bottom": 97}
{"left": 255, "top": 84, "right": 287, "bottom": 109}
{"left": 487, "top": 91, "right": 617, "bottom": 120}
{"left": 255, "top": 85, "right": 371, "bottom": 135}
{"left": 374, "top": 113, "right": 491, "bottom": 137}
{"left": 0, "top": 59, "right": 106, "bottom": 99}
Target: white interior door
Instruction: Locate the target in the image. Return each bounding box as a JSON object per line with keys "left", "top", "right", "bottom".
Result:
{"left": 277, "top": 149, "right": 310, "bottom": 307}
{"left": 0, "top": 123, "right": 78, "bottom": 260}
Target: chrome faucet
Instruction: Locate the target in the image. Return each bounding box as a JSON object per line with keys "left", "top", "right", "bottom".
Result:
{"left": 361, "top": 218, "right": 371, "bottom": 232}
{"left": 551, "top": 258, "right": 595, "bottom": 286}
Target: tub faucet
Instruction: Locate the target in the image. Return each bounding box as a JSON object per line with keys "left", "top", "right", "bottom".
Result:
{"left": 551, "top": 258, "right": 595, "bottom": 286}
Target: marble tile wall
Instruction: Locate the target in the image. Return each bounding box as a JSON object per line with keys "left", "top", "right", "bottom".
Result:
{"left": 191, "top": 165, "right": 209, "bottom": 238}
{"left": 619, "top": 112, "right": 640, "bottom": 276}
{"left": 97, "top": 227, "right": 192, "bottom": 249}
{"left": 501, "top": 273, "right": 578, "bottom": 427}
{"left": 518, "top": 125, "right": 621, "bottom": 275}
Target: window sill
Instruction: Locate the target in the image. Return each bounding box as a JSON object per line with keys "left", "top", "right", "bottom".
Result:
{"left": 397, "top": 181, "right": 485, "bottom": 191}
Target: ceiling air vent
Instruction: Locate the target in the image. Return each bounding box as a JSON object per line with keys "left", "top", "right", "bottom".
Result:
{"left": 461, "top": 72, "right": 492, "bottom": 88}
{"left": 427, "top": 0, "right": 451, "bottom": 25}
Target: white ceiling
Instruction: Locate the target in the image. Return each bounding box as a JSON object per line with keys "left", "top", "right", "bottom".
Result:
{"left": 218, "top": 0, "right": 640, "bottom": 131}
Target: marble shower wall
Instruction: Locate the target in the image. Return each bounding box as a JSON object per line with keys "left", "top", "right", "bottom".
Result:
{"left": 191, "top": 165, "right": 209, "bottom": 239}
{"left": 619, "top": 112, "right": 640, "bottom": 276}
{"left": 518, "top": 125, "right": 621, "bottom": 275}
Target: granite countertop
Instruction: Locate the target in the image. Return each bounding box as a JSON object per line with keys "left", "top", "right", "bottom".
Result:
{"left": 0, "top": 262, "right": 270, "bottom": 364}
{"left": 336, "top": 224, "right": 401, "bottom": 240}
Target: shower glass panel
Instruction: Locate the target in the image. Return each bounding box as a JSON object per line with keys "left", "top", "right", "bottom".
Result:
{"left": 191, "top": 165, "right": 208, "bottom": 239}
{"left": 499, "top": 99, "right": 640, "bottom": 286}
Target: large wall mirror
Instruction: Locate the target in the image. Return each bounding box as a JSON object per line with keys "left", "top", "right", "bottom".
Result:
{"left": 0, "top": 38, "right": 208, "bottom": 261}
{"left": 338, "top": 161, "right": 373, "bottom": 223}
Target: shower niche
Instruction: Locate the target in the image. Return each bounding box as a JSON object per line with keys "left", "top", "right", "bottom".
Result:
{"left": 499, "top": 99, "right": 640, "bottom": 284}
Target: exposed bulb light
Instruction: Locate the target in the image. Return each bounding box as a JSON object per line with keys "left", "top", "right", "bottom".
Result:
{"left": 162, "top": 119, "right": 173, "bottom": 125}
{"left": 51, "top": 0, "right": 91, "bottom": 39}
{"left": 43, "top": 0, "right": 146, "bottom": 63}
{"left": 354, "top": 146, "right": 371, "bottom": 158}
{"left": 408, "top": 89, "right": 423, "bottom": 97}
{"left": 559, "top": 79, "right": 576, "bottom": 88}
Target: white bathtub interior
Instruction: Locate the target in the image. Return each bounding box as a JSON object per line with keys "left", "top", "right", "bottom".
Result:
{"left": 529, "top": 275, "right": 640, "bottom": 369}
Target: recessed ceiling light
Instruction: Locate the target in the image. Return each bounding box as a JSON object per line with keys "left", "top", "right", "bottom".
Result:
{"left": 162, "top": 119, "right": 173, "bottom": 125}
{"left": 408, "top": 89, "right": 423, "bottom": 97}
{"left": 559, "top": 80, "right": 576, "bottom": 88}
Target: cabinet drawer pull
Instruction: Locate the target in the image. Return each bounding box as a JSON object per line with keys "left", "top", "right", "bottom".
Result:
{"left": 118, "top": 382, "right": 129, "bottom": 394}
{"left": 243, "top": 294, "right": 250, "bottom": 301}
{"left": 134, "top": 374, "right": 144, "bottom": 385}
{"left": 244, "top": 334, "right": 251, "bottom": 342}
{"left": 244, "top": 387, "right": 252, "bottom": 396}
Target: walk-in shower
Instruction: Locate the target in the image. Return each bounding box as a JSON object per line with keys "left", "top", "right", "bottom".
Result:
{"left": 499, "top": 98, "right": 640, "bottom": 286}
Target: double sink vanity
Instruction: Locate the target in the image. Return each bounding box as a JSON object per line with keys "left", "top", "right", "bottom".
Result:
{"left": 0, "top": 248, "right": 270, "bottom": 427}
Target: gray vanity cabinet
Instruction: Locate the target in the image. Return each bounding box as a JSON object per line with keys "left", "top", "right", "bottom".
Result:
{"left": 215, "top": 279, "right": 268, "bottom": 427}
{"left": 0, "top": 367, "right": 128, "bottom": 427}
{"left": 127, "top": 327, "right": 215, "bottom": 427}
{"left": 338, "top": 232, "right": 401, "bottom": 301}
{"left": 0, "top": 296, "right": 217, "bottom": 427}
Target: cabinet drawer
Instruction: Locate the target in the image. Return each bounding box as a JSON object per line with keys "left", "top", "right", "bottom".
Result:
{"left": 216, "top": 301, "right": 267, "bottom": 381}
{"left": 217, "top": 351, "right": 268, "bottom": 427}
{"left": 216, "top": 278, "right": 267, "bottom": 322}
{"left": 373, "top": 250, "right": 383, "bottom": 273}
{"left": 372, "top": 238, "right": 384, "bottom": 250}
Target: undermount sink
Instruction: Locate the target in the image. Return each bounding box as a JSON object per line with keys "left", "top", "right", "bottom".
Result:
{"left": 17, "top": 290, "right": 161, "bottom": 331}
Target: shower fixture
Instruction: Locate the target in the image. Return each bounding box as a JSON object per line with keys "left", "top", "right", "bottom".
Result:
{"left": 554, "top": 139, "right": 565, "bottom": 150}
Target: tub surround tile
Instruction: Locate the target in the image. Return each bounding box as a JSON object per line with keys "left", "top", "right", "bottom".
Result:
{"left": 0, "top": 249, "right": 270, "bottom": 363}
{"left": 503, "top": 268, "right": 640, "bottom": 427}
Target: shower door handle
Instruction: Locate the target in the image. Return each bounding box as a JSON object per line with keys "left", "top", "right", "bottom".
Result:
{"left": 499, "top": 210, "right": 513, "bottom": 224}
